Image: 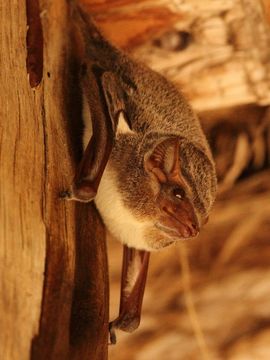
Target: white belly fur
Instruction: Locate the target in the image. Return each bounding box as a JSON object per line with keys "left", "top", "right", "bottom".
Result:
{"left": 82, "top": 97, "right": 151, "bottom": 249}
{"left": 94, "top": 166, "right": 152, "bottom": 251}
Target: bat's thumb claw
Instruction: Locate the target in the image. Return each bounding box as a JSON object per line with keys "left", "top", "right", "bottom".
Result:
{"left": 59, "top": 189, "right": 72, "bottom": 199}
{"left": 59, "top": 185, "right": 96, "bottom": 203}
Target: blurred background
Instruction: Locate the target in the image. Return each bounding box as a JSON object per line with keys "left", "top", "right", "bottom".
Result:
{"left": 85, "top": 0, "right": 270, "bottom": 358}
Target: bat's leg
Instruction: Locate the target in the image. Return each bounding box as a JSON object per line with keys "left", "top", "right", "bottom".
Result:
{"left": 65, "top": 67, "right": 124, "bottom": 202}
{"left": 109, "top": 246, "right": 150, "bottom": 344}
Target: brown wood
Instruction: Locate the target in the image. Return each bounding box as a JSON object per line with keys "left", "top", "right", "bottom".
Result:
{"left": 80, "top": 0, "right": 182, "bottom": 49}
{"left": 81, "top": 0, "right": 270, "bottom": 112}
{"left": 0, "top": 1, "right": 109, "bottom": 359}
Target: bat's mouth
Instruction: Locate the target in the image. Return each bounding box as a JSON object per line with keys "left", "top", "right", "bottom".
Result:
{"left": 156, "top": 207, "right": 199, "bottom": 239}
{"left": 160, "top": 206, "right": 199, "bottom": 238}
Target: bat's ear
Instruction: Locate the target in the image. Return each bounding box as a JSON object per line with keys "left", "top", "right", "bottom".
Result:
{"left": 144, "top": 138, "right": 182, "bottom": 184}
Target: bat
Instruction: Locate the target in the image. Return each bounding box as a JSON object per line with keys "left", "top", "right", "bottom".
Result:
{"left": 65, "top": 4, "right": 217, "bottom": 344}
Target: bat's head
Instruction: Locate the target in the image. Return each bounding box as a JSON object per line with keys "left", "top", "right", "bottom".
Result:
{"left": 142, "top": 136, "right": 217, "bottom": 246}
{"left": 145, "top": 138, "right": 199, "bottom": 239}
{"left": 101, "top": 133, "right": 216, "bottom": 251}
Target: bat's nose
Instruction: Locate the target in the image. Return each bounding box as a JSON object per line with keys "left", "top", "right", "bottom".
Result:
{"left": 190, "top": 221, "right": 199, "bottom": 236}
{"left": 182, "top": 221, "right": 199, "bottom": 238}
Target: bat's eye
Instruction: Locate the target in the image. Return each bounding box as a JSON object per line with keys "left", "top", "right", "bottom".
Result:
{"left": 172, "top": 187, "right": 185, "bottom": 200}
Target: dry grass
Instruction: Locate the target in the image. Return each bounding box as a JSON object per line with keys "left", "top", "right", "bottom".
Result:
{"left": 108, "top": 107, "right": 270, "bottom": 360}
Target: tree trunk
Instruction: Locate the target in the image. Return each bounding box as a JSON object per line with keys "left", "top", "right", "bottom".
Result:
{"left": 0, "top": 1, "right": 109, "bottom": 359}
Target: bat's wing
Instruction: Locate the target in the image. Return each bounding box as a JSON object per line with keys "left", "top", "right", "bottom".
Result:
{"left": 62, "top": 4, "right": 125, "bottom": 202}
{"left": 109, "top": 246, "right": 150, "bottom": 344}
{"left": 71, "top": 66, "right": 124, "bottom": 202}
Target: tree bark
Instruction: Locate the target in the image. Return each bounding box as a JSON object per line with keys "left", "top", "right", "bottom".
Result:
{"left": 0, "top": 1, "right": 109, "bottom": 359}
{"left": 81, "top": 0, "right": 182, "bottom": 49}
{"left": 83, "top": 0, "right": 270, "bottom": 112}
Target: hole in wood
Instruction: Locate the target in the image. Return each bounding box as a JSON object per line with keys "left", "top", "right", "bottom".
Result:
{"left": 26, "top": 0, "right": 43, "bottom": 88}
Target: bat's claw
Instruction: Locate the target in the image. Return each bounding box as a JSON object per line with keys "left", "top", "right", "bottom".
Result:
{"left": 108, "top": 314, "right": 140, "bottom": 345}
{"left": 108, "top": 317, "right": 141, "bottom": 345}
{"left": 59, "top": 189, "right": 73, "bottom": 199}
{"left": 108, "top": 322, "right": 117, "bottom": 345}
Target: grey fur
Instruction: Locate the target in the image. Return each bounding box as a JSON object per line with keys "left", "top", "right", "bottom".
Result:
{"left": 76, "top": 9, "right": 217, "bottom": 235}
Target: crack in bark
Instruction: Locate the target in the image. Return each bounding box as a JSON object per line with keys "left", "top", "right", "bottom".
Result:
{"left": 26, "top": 0, "right": 44, "bottom": 88}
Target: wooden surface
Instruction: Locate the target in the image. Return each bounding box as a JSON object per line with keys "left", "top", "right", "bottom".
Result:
{"left": 0, "top": 1, "right": 108, "bottom": 359}
{"left": 80, "top": 0, "right": 182, "bottom": 49}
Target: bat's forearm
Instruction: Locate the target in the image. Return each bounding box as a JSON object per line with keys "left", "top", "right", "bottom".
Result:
{"left": 109, "top": 246, "right": 150, "bottom": 344}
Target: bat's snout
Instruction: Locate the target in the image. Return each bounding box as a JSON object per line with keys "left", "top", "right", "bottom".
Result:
{"left": 184, "top": 220, "right": 199, "bottom": 238}
{"left": 158, "top": 195, "right": 200, "bottom": 239}
{"left": 157, "top": 208, "right": 200, "bottom": 239}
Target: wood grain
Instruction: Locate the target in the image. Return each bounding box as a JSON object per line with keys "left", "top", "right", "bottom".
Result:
{"left": 81, "top": 0, "right": 270, "bottom": 112}
{"left": 0, "top": 1, "right": 108, "bottom": 359}
{"left": 80, "top": 0, "right": 183, "bottom": 49}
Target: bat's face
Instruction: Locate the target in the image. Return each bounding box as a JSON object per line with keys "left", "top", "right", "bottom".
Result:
{"left": 154, "top": 182, "right": 199, "bottom": 239}
{"left": 142, "top": 137, "right": 207, "bottom": 249}
{"left": 96, "top": 135, "right": 216, "bottom": 251}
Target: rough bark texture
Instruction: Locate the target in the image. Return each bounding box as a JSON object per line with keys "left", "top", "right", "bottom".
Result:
{"left": 81, "top": 0, "right": 187, "bottom": 48}
{"left": 84, "top": 0, "right": 270, "bottom": 111}
{"left": 0, "top": 1, "right": 108, "bottom": 359}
